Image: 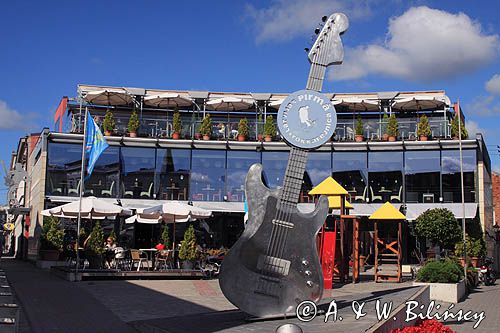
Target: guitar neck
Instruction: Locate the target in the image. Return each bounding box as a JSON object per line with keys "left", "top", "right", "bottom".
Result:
{"left": 279, "top": 62, "right": 327, "bottom": 206}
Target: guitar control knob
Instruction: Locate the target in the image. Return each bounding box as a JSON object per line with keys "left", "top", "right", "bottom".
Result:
{"left": 304, "top": 270, "right": 312, "bottom": 276}
{"left": 306, "top": 281, "right": 314, "bottom": 288}
{"left": 302, "top": 260, "right": 309, "bottom": 266}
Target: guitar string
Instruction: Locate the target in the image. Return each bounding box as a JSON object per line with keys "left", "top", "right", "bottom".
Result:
{"left": 260, "top": 20, "right": 333, "bottom": 293}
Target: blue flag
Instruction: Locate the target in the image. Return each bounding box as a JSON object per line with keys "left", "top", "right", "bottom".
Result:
{"left": 85, "top": 113, "right": 109, "bottom": 177}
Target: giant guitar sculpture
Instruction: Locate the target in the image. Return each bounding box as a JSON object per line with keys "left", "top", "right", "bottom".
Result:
{"left": 219, "top": 13, "right": 349, "bottom": 318}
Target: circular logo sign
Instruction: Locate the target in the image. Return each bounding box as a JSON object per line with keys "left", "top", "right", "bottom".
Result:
{"left": 3, "top": 223, "right": 14, "bottom": 231}
{"left": 277, "top": 89, "right": 337, "bottom": 149}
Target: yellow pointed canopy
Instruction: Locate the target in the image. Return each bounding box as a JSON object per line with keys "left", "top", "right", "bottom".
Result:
{"left": 369, "top": 202, "right": 406, "bottom": 220}
{"left": 328, "top": 196, "right": 353, "bottom": 209}
{"left": 308, "top": 177, "right": 348, "bottom": 196}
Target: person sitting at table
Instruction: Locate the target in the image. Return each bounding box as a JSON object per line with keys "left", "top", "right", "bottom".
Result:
{"left": 104, "top": 237, "right": 117, "bottom": 268}
{"left": 155, "top": 242, "right": 165, "bottom": 251}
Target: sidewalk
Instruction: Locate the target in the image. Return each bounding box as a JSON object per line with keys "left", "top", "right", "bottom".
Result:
{"left": 2, "top": 259, "right": 137, "bottom": 333}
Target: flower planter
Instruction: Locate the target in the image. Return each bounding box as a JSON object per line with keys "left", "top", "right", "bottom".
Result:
{"left": 202, "top": 135, "right": 210, "bottom": 141}
{"left": 172, "top": 132, "right": 180, "bottom": 140}
{"left": 194, "top": 133, "right": 202, "bottom": 140}
{"left": 382, "top": 133, "right": 389, "bottom": 141}
{"left": 257, "top": 134, "right": 263, "bottom": 142}
{"left": 413, "top": 279, "right": 466, "bottom": 303}
{"left": 181, "top": 260, "right": 194, "bottom": 270}
{"left": 104, "top": 130, "right": 112, "bottom": 136}
{"left": 237, "top": 135, "right": 246, "bottom": 142}
{"left": 354, "top": 135, "right": 364, "bottom": 142}
{"left": 419, "top": 135, "right": 428, "bottom": 141}
{"left": 470, "top": 257, "right": 480, "bottom": 268}
{"left": 129, "top": 132, "right": 137, "bottom": 138}
{"left": 264, "top": 135, "right": 272, "bottom": 142}
{"left": 388, "top": 135, "right": 397, "bottom": 142}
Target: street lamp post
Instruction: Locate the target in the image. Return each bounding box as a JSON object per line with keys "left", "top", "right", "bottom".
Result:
{"left": 457, "top": 100, "right": 467, "bottom": 279}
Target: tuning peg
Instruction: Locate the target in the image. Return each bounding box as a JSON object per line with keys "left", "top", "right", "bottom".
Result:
{"left": 322, "top": 15, "right": 328, "bottom": 22}
{"left": 314, "top": 28, "right": 320, "bottom": 35}
{"left": 304, "top": 47, "right": 310, "bottom": 53}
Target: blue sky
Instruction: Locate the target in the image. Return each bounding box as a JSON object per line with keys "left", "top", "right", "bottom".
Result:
{"left": 1, "top": 0, "right": 500, "bottom": 199}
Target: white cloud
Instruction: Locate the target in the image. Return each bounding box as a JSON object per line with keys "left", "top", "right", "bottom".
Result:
{"left": 246, "top": 0, "right": 372, "bottom": 43}
{"left": 0, "top": 100, "right": 36, "bottom": 131}
{"left": 466, "top": 95, "right": 500, "bottom": 116}
{"left": 330, "top": 6, "right": 499, "bottom": 82}
{"left": 485, "top": 74, "right": 500, "bottom": 95}
{"left": 465, "top": 120, "right": 485, "bottom": 137}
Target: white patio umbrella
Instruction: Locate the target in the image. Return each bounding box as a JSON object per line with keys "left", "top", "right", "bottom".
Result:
{"left": 41, "top": 197, "right": 132, "bottom": 220}
{"left": 125, "top": 202, "right": 212, "bottom": 248}
{"left": 268, "top": 98, "right": 285, "bottom": 109}
{"left": 83, "top": 89, "right": 134, "bottom": 106}
{"left": 332, "top": 98, "right": 380, "bottom": 111}
{"left": 206, "top": 97, "right": 253, "bottom": 111}
{"left": 392, "top": 96, "right": 448, "bottom": 111}
{"left": 143, "top": 93, "right": 193, "bottom": 108}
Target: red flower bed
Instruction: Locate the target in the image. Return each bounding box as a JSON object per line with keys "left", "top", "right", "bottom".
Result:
{"left": 391, "top": 319, "right": 455, "bottom": 333}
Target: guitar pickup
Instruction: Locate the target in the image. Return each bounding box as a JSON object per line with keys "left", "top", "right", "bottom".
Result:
{"left": 272, "top": 219, "right": 294, "bottom": 229}
{"left": 257, "top": 255, "right": 291, "bottom": 276}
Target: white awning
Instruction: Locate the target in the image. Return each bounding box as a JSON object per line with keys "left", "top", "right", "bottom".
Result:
{"left": 332, "top": 98, "right": 379, "bottom": 111}
{"left": 405, "top": 203, "right": 477, "bottom": 221}
{"left": 143, "top": 93, "right": 192, "bottom": 108}
{"left": 206, "top": 97, "right": 253, "bottom": 111}
{"left": 83, "top": 88, "right": 134, "bottom": 106}
{"left": 392, "top": 95, "right": 449, "bottom": 111}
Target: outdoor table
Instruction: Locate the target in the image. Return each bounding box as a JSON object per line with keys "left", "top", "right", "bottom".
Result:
{"left": 139, "top": 248, "right": 158, "bottom": 270}
{"left": 378, "top": 188, "right": 392, "bottom": 202}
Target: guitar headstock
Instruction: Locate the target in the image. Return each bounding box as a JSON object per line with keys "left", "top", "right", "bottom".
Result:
{"left": 307, "top": 13, "right": 349, "bottom": 66}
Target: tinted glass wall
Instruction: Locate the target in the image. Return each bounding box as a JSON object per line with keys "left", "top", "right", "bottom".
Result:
{"left": 46, "top": 142, "right": 478, "bottom": 204}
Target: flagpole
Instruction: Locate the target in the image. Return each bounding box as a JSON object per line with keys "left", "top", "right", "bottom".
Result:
{"left": 76, "top": 107, "right": 88, "bottom": 276}
{"left": 457, "top": 99, "right": 467, "bottom": 280}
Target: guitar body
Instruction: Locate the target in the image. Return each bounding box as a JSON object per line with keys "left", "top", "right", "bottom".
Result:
{"left": 219, "top": 164, "right": 329, "bottom": 317}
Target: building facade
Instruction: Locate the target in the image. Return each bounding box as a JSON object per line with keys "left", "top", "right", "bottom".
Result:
{"left": 6, "top": 84, "right": 495, "bottom": 263}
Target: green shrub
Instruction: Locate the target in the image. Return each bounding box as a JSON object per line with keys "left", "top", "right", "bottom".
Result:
{"left": 161, "top": 224, "right": 171, "bottom": 249}
{"left": 200, "top": 114, "right": 212, "bottom": 136}
{"left": 86, "top": 221, "right": 105, "bottom": 256}
{"left": 264, "top": 115, "right": 276, "bottom": 137}
{"left": 381, "top": 113, "right": 389, "bottom": 135}
{"left": 387, "top": 114, "right": 399, "bottom": 137}
{"left": 450, "top": 116, "right": 468, "bottom": 139}
{"left": 415, "top": 208, "right": 462, "bottom": 249}
{"left": 257, "top": 114, "right": 264, "bottom": 135}
{"left": 40, "top": 216, "right": 64, "bottom": 251}
{"left": 173, "top": 110, "right": 182, "bottom": 134}
{"left": 179, "top": 225, "right": 198, "bottom": 261}
{"left": 355, "top": 116, "right": 363, "bottom": 135}
{"left": 238, "top": 118, "right": 249, "bottom": 137}
{"left": 103, "top": 110, "right": 116, "bottom": 132}
{"left": 127, "top": 110, "right": 140, "bottom": 133}
{"left": 417, "top": 115, "right": 431, "bottom": 137}
{"left": 416, "top": 258, "right": 464, "bottom": 283}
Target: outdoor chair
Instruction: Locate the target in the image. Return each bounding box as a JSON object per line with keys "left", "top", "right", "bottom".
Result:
{"left": 355, "top": 186, "right": 367, "bottom": 202}
{"left": 390, "top": 186, "right": 402, "bottom": 203}
{"left": 140, "top": 182, "right": 154, "bottom": 198}
{"left": 370, "top": 186, "right": 383, "bottom": 202}
{"left": 101, "top": 181, "right": 115, "bottom": 197}
{"left": 130, "top": 249, "right": 150, "bottom": 271}
{"left": 48, "top": 177, "right": 62, "bottom": 195}
{"left": 154, "top": 250, "right": 173, "bottom": 271}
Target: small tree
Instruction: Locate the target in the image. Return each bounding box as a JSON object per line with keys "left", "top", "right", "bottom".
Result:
{"left": 415, "top": 208, "right": 462, "bottom": 250}
{"left": 238, "top": 118, "right": 249, "bottom": 137}
{"left": 127, "top": 110, "right": 140, "bottom": 133}
{"left": 86, "top": 221, "right": 105, "bottom": 256}
{"left": 387, "top": 114, "right": 399, "bottom": 137}
{"left": 450, "top": 116, "right": 468, "bottom": 139}
{"left": 179, "top": 225, "right": 198, "bottom": 261}
{"left": 103, "top": 110, "right": 116, "bottom": 133}
{"left": 264, "top": 115, "right": 276, "bottom": 137}
{"left": 257, "top": 114, "right": 264, "bottom": 136}
{"left": 173, "top": 110, "right": 182, "bottom": 134}
{"left": 40, "top": 216, "right": 64, "bottom": 251}
{"left": 160, "top": 224, "right": 171, "bottom": 249}
{"left": 417, "top": 115, "right": 431, "bottom": 137}
{"left": 355, "top": 116, "right": 363, "bottom": 136}
{"left": 199, "top": 114, "right": 212, "bottom": 137}
{"left": 381, "top": 113, "right": 389, "bottom": 135}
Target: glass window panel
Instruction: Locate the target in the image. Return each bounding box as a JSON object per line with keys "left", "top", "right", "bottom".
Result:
{"left": 333, "top": 152, "right": 368, "bottom": 202}
{"left": 86, "top": 146, "right": 120, "bottom": 197}
{"left": 303, "top": 152, "right": 332, "bottom": 202}
{"left": 120, "top": 147, "right": 156, "bottom": 199}
{"left": 261, "top": 151, "right": 289, "bottom": 188}
{"left": 442, "top": 150, "right": 476, "bottom": 202}
{"left": 405, "top": 151, "right": 440, "bottom": 203}
{"left": 226, "top": 151, "right": 260, "bottom": 202}
{"left": 368, "top": 151, "right": 403, "bottom": 203}
{"left": 46, "top": 143, "right": 82, "bottom": 196}
{"left": 190, "top": 150, "right": 226, "bottom": 201}
{"left": 156, "top": 149, "right": 191, "bottom": 201}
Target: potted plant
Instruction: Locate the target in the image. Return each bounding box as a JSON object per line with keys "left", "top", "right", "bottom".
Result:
{"left": 450, "top": 116, "right": 468, "bottom": 139}
{"left": 381, "top": 113, "right": 389, "bottom": 141}
{"left": 354, "top": 116, "right": 364, "bottom": 142}
{"left": 84, "top": 221, "right": 105, "bottom": 269}
{"left": 194, "top": 122, "right": 202, "bottom": 140}
{"left": 257, "top": 114, "right": 264, "bottom": 141}
{"left": 200, "top": 114, "right": 212, "bottom": 140}
{"left": 387, "top": 114, "right": 399, "bottom": 142}
{"left": 237, "top": 118, "right": 249, "bottom": 141}
{"left": 417, "top": 115, "right": 431, "bottom": 141}
{"left": 263, "top": 115, "right": 276, "bottom": 142}
{"left": 103, "top": 110, "right": 116, "bottom": 136}
{"left": 179, "top": 225, "right": 198, "bottom": 269}
{"left": 414, "top": 258, "right": 465, "bottom": 303}
{"left": 172, "top": 110, "right": 182, "bottom": 139}
{"left": 160, "top": 224, "right": 171, "bottom": 249}
{"left": 468, "top": 237, "right": 486, "bottom": 268}
{"left": 127, "top": 110, "right": 140, "bottom": 138}
{"left": 39, "top": 216, "right": 64, "bottom": 261}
